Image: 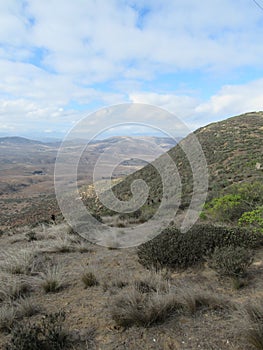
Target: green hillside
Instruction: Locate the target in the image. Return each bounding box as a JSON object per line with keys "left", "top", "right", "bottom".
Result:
{"left": 89, "top": 111, "right": 263, "bottom": 219}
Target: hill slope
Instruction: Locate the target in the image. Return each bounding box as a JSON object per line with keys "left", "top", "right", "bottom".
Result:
{"left": 95, "top": 111, "right": 263, "bottom": 215}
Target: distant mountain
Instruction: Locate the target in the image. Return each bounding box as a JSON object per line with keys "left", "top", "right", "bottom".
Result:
{"left": 0, "top": 136, "right": 43, "bottom": 145}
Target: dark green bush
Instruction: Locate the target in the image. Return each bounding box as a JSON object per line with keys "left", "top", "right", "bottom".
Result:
{"left": 137, "top": 224, "right": 262, "bottom": 270}
{"left": 5, "top": 312, "right": 69, "bottom": 350}
{"left": 208, "top": 246, "right": 253, "bottom": 277}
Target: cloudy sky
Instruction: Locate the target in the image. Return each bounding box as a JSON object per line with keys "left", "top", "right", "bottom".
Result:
{"left": 1, "top": 0, "right": 263, "bottom": 139}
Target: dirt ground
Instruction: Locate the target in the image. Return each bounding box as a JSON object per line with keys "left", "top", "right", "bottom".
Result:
{"left": 0, "top": 222, "right": 262, "bottom": 350}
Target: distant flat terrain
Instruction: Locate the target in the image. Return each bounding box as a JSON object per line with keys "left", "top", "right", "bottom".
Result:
{"left": 0, "top": 136, "right": 176, "bottom": 230}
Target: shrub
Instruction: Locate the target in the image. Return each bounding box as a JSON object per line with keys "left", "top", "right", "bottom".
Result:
{"left": 137, "top": 224, "right": 261, "bottom": 270}
{"left": 5, "top": 311, "right": 69, "bottom": 350}
{"left": 230, "top": 182, "right": 263, "bottom": 207}
{"left": 238, "top": 206, "right": 263, "bottom": 233}
{"left": 208, "top": 246, "right": 253, "bottom": 277}
{"left": 205, "top": 194, "right": 249, "bottom": 222}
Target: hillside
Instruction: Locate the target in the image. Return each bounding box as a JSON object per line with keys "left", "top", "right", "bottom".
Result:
{"left": 1, "top": 113, "right": 263, "bottom": 350}
{"left": 95, "top": 111, "right": 263, "bottom": 217}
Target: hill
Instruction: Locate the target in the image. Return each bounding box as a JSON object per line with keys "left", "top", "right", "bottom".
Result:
{"left": 0, "top": 136, "right": 43, "bottom": 145}
{"left": 91, "top": 111, "right": 263, "bottom": 218}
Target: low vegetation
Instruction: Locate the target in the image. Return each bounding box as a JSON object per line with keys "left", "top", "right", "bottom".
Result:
{"left": 38, "top": 264, "right": 65, "bottom": 293}
{"left": 0, "top": 112, "right": 263, "bottom": 349}
{"left": 81, "top": 271, "right": 99, "bottom": 288}
{"left": 208, "top": 245, "right": 254, "bottom": 277}
{"left": 111, "top": 287, "right": 184, "bottom": 327}
{"left": 137, "top": 224, "right": 262, "bottom": 270}
{"left": 5, "top": 312, "right": 69, "bottom": 350}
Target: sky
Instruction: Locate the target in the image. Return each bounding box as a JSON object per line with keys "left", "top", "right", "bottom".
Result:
{"left": 0, "top": 0, "right": 263, "bottom": 140}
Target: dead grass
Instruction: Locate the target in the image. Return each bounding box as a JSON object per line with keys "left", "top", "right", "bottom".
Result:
{"left": 0, "top": 250, "right": 36, "bottom": 275}
{"left": 15, "top": 297, "right": 42, "bottom": 318}
{"left": 111, "top": 287, "right": 184, "bottom": 327}
{"left": 0, "top": 304, "right": 17, "bottom": 332}
{"left": 179, "top": 286, "right": 235, "bottom": 314}
{"left": 81, "top": 271, "right": 99, "bottom": 288}
{"left": 0, "top": 275, "right": 31, "bottom": 301}
{"left": 38, "top": 263, "right": 65, "bottom": 293}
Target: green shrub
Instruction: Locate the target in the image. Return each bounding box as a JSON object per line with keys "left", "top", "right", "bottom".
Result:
{"left": 137, "top": 224, "right": 262, "bottom": 270}
{"left": 230, "top": 182, "right": 263, "bottom": 207}
{"left": 5, "top": 312, "right": 69, "bottom": 350}
{"left": 205, "top": 194, "right": 249, "bottom": 222}
{"left": 238, "top": 206, "right": 263, "bottom": 233}
{"left": 208, "top": 246, "right": 253, "bottom": 277}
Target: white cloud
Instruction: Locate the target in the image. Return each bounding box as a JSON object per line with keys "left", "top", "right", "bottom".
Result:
{"left": 129, "top": 78, "right": 263, "bottom": 130}
{"left": 195, "top": 79, "right": 263, "bottom": 117}
{"left": 130, "top": 92, "right": 199, "bottom": 118}
{"left": 0, "top": 0, "right": 263, "bottom": 137}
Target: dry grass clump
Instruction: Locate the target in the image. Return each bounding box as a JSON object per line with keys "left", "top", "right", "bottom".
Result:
{"left": 74, "top": 241, "right": 92, "bottom": 253}
{"left": 0, "top": 304, "right": 17, "bottom": 332}
{"left": 133, "top": 270, "right": 170, "bottom": 294}
{"left": 179, "top": 286, "right": 235, "bottom": 314}
{"left": 42, "top": 227, "right": 91, "bottom": 253}
{"left": 102, "top": 270, "right": 130, "bottom": 292}
{"left": 111, "top": 276, "right": 236, "bottom": 329}
{"left": 50, "top": 234, "right": 75, "bottom": 253}
{"left": 0, "top": 275, "right": 31, "bottom": 302}
{"left": 81, "top": 271, "right": 99, "bottom": 288}
{"left": 15, "top": 297, "right": 42, "bottom": 318}
{"left": 242, "top": 301, "right": 263, "bottom": 349}
{"left": 111, "top": 287, "right": 184, "bottom": 327}
{"left": 0, "top": 298, "right": 41, "bottom": 334}
{"left": 0, "top": 250, "right": 36, "bottom": 275}
{"left": 38, "top": 264, "right": 65, "bottom": 293}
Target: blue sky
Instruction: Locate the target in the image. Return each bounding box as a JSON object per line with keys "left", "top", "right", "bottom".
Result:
{"left": 0, "top": 0, "right": 263, "bottom": 139}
